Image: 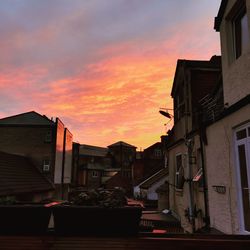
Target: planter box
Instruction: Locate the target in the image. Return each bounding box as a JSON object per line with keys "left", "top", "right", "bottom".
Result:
{"left": 52, "top": 205, "right": 142, "bottom": 236}
{"left": 0, "top": 204, "right": 51, "bottom": 235}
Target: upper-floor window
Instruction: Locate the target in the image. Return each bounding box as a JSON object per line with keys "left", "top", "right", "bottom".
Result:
{"left": 154, "top": 149, "right": 162, "bottom": 158}
{"left": 174, "top": 84, "right": 185, "bottom": 121}
{"left": 92, "top": 170, "right": 99, "bottom": 178}
{"left": 175, "top": 154, "right": 185, "bottom": 189}
{"left": 227, "top": 0, "right": 249, "bottom": 60}
{"left": 234, "top": 8, "right": 249, "bottom": 58}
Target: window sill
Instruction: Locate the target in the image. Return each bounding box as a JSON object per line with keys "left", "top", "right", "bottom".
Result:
{"left": 175, "top": 188, "right": 183, "bottom": 196}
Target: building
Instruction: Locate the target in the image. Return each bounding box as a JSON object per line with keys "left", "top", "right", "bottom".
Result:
{"left": 74, "top": 144, "right": 114, "bottom": 189}
{"left": 0, "top": 151, "right": 54, "bottom": 202}
{"left": 204, "top": 0, "right": 250, "bottom": 234}
{"left": 108, "top": 141, "right": 137, "bottom": 177}
{"left": 71, "top": 142, "right": 136, "bottom": 192}
{"left": 166, "top": 56, "right": 222, "bottom": 233}
{"left": 134, "top": 168, "right": 168, "bottom": 202}
{"left": 132, "top": 142, "right": 165, "bottom": 186}
{"left": 0, "top": 111, "right": 73, "bottom": 200}
{"left": 132, "top": 142, "right": 165, "bottom": 201}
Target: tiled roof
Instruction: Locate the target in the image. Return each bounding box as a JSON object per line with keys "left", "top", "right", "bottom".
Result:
{"left": 0, "top": 151, "right": 54, "bottom": 196}
{"left": 105, "top": 172, "right": 132, "bottom": 191}
{"left": 139, "top": 168, "right": 168, "bottom": 189}
{"left": 108, "top": 141, "right": 137, "bottom": 148}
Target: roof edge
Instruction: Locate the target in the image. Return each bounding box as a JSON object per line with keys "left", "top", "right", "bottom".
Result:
{"left": 214, "top": 0, "right": 228, "bottom": 31}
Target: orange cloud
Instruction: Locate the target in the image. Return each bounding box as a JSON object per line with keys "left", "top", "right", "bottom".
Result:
{"left": 0, "top": 1, "right": 220, "bottom": 149}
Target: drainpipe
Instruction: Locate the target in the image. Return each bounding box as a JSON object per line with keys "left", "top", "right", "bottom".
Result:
{"left": 199, "top": 128, "right": 210, "bottom": 229}
{"left": 186, "top": 138, "right": 195, "bottom": 233}
{"left": 183, "top": 66, "right": 195, "bottom": 233}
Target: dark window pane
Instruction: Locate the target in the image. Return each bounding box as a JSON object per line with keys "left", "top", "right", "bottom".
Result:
{"left": 238, "top": 145, "right": 250, "bottom": 231}
{"left": 241, "top": 13, "right": 249, "bottom": 54}
{"left": 236, "top": 129, "right": 247, "bottom": 140}
{"left": 234, "top": 9, "right": 249, "bottom": 58}
{"left": 176, "top": 155, "right": 182, "bottom": 171}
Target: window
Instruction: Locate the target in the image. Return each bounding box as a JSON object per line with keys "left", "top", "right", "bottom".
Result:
{"left": 44, "top": 131, "right": 52, "bottom": 143}
{"left": 237, "top": 128, "right": 247, "bottom": 140}
{"left": 194, "top": 148, "right": 203, "bottom": 188}
{"left": 228, "top": 0, "right": 249, "bottom": 59}
{"left": 234, "top": 9, "right": 249, "bottom": 58}
{"left": 43, "top": 159, "right": 50, "bottom": 172}
{"left": 175, "top": 154, "right": 184, "bottom": 189}
{"left": 174, "top": 84, "right": 185, "bottom": 121}
{"left": 92, "top": 171, "right": 99, "bottom": 178}
{"left": 154, "top": 149, "right": 162, "bottom": 158}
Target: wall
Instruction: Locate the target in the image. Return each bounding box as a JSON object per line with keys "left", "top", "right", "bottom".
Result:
{"left": 147, "top": 177, "right": 167, "bottom": 200}
{"left": 168, "top": 134, "right": 206, "bottom": 233}
{"left": 205, "top": 105, "right": 250, "bottom": 234}
{"left": 63, "top": 128, "right": 73, "bottom": 184}
{"left": 54, "top": 119, "right": 65, "bottom": 184}
{"left": 0, "top": 126, "right": 55, "bottom": 181}
{"left": 87, "top": 170, "right": 102, "bottom": 189}
{"left": 219, "top": 0, "right": 250, "bottom": 106}
{"left": 109, "top": 145, "right": 136, "bottom": 170}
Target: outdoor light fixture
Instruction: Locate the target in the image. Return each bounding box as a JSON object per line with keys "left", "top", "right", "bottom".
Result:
{"left": 159, "top": 108, "right": 174, "bottom": 119}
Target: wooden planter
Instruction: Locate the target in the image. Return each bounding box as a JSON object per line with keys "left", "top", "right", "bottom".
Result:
{"left": 52, "top": 205, "right": 142, "bottom": 236}
{"left": 0, "top": 204, "right": 51, "bottom": 235}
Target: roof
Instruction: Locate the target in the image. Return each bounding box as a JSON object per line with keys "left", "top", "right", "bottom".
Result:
{"left": 139, "top": 168, "right": 168, "bottom": 189}
{"left": 171, "top": 56, "right": 221, "bottom": 97}
{"left": 214, "top": 0, "right": 228, "bottom": 31}
{"left": 0, "top": 151, "right": 54, "bottom": 196}
{"left": 105, "top": 172, "right": 132, "bottom": 191}
{"left": 79, "top": 144, "right": 108, "bottom": 157}
{"left": 144, "top": 142, "right": 162, "bottom": 152}
{"left": 108, "top": 141, "right": 137, "bottom": 148}
{"left": 0, "top": 111, "right": 54, "bottom": 126}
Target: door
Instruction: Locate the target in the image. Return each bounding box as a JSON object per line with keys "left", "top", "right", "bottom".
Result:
{"left": 235, "top": 125, "right": 250, "bottom": 232}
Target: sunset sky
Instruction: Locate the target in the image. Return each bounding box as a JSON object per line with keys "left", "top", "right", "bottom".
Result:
{"left": 0, "top": 0, "right": 221, "bottom": 149}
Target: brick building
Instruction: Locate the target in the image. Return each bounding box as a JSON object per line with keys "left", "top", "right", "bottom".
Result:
{"left": 165, "top": 56, "right": 221, "bottom": 233}
{"left": 0, "top": 111, "right": 73, "bottom": 200}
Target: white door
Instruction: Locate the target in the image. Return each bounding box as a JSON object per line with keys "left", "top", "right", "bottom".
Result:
{"left": 235, "top": 125, "right": 250, "bottom": 232}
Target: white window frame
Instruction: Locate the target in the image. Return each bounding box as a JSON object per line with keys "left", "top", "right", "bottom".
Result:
{"left": 43, "top": 159, "right": 50, "bottom": 172}
{"left": 175, "top": 153, "right": 183, "bottom": 190}
{"left": 234, "top": 123, "right": 250, "bottom": 234}
{"left": 92, "top": 170, "right": 99, "bottom": 178}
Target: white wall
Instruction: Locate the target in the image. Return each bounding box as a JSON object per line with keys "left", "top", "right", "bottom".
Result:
{"left": 205, "top": 105, "right": 250, "bottom": 234}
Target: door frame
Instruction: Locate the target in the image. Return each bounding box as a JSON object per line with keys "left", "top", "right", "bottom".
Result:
{"left": 234, "top": 123, "right": 250, "bottom": 234}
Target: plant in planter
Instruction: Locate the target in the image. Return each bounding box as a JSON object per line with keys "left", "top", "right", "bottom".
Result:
{"left": 0, "top": 197, "right": 52, "bottom": 235}
{"left": 52, "top": 187, "right": 143, "bottom": 236}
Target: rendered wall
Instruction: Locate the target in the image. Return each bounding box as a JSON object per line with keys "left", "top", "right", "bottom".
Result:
{"left": 205, "top": 105, "right": 250, "bottom": 234}
{"left": 219, "top": 0, "right": 250, "bottom": 106}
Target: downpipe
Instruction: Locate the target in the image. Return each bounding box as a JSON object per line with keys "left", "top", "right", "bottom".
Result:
{"left": 186, "top": 138, "right": 195, "bottom": 233}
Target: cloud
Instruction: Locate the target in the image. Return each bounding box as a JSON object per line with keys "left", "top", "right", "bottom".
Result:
{"left": 0, "top": 0, "right": 221, "bottom": 148}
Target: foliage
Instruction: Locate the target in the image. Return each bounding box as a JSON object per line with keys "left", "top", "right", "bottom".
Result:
{"left": 71, "top": 187, "right": 127, "bottom": 208}
{"left": 0, "top": 196, "right": 16, "bottom": 205}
